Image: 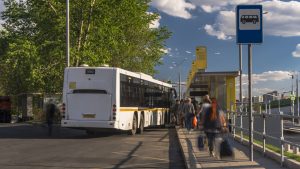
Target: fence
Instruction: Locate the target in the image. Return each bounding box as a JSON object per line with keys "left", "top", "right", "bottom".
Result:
{"left": 228, "top": 111, "right": 300, "bottom": 166}
{"left": 10, "top": 93, "right": 62, "bottom": 122}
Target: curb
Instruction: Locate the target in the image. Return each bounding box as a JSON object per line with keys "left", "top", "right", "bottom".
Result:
{"left": 175, "top": 127, "right": 189, "bottom": 169}
{"left": 175, "top": 127, "right": 201, "bottom": 169}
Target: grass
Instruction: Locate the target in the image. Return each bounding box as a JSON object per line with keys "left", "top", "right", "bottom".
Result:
{"left": 234, "top": 131, "right": 300, "bottom": 162}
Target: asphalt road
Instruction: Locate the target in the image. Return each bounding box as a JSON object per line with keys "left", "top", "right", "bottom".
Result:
{"left": 0, "top": 123, "right": 185, "bottom": 169}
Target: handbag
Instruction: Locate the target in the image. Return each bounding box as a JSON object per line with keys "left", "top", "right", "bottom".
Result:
{"left": 192, "top": 116, "right": 197, "bottom": 128}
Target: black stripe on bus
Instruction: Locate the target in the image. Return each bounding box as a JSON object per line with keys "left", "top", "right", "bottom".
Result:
{"left": 73, "top": 89, "right": 107, "bottom": 94}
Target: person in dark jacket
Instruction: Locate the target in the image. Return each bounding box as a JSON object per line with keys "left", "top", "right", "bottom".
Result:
{"left": 200, "top": 98, "right": 226, "bottom": 157}
{"left": 46, "top": 100, "right": 56, "bottom": 136}
{"left": 183, "top": 98, "right": 195, "bottom": 134}
{"left": 171, "top": 99, "right": 180, "bottom": 125}
{"left": 198, "top": 95, "right": 212, "bottom": 128}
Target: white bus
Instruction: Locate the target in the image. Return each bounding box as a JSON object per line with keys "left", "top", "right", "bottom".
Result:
{"left": 61, "top": 67, "right": 176, "bottom": 135}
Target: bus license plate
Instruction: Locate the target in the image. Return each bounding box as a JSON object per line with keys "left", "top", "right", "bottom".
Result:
{"left": 82, "top": 114, "right": 96, "bottom": 118}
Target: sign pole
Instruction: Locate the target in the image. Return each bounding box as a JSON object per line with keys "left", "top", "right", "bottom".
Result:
{"left": 237, "top": 5, "right": 262, "bottom": 161}
{"left": 239, "top": 44, "right": 243, "bottom": 111}
{"left": 248, "top": 44, "right": 253, "bottom": 161}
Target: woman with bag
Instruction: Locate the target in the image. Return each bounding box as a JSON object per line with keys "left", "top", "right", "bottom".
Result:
{"left": 200, "top": 98, "right": 226, "bottom": 157}
{"left": 183, "top": 98, "right": 195, "bottom": 134}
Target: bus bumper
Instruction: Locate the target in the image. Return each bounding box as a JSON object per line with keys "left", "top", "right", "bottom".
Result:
{"left": 61, "top": 120, "right": 117, "bottom": 128}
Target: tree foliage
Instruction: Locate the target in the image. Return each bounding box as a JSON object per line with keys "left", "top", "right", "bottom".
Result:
{"left": 0, "top": 0, "right": 171, "bottom": 95}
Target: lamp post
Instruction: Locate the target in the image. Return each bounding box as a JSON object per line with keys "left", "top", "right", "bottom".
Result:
{"left": 66, "top": 0, "right": 70, "bottom": 67}
{"left": 178, "top": 58, "right": 188, "bottom": 100}
{"left": 289, "top": 73, "right": 295, "bottom": 124}
{"left": 297, "top": 73, "right": 299, "bottom": 119}
{"left": 167, "top": 58, "right": 188, "bottom": 100}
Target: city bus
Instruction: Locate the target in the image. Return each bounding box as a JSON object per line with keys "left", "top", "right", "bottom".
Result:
{"left": 61, "top": 66, "right": 176, "bottom": 135}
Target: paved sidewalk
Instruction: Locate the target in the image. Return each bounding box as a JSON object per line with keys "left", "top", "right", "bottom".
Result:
{"left": 176, "top": 128, "right": 286, "bottom": 169}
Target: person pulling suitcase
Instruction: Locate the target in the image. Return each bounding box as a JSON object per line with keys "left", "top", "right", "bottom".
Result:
{"left": 199, "top": 97, "right": 227, "bottom": 157}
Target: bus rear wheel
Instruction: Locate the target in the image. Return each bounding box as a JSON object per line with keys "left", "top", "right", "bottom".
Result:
{"left": 128, "top": 115, "right": 137, "bottom": 135}
{"left": 137, "top": 115, "right": 144, "bottom": 134}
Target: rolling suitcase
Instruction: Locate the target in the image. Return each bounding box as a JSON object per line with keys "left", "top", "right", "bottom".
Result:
{"left": 198, "top": 135, "right": 204, "bottom": 150}
{"left": 220, "top": 138, "right": 234, "bottom": 158}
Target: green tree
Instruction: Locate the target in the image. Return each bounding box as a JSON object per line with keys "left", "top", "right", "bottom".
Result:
{"left": 0, "top": 0, "right": 171, "bottom": 95}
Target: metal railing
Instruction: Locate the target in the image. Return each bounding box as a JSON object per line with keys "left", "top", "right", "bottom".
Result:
{"left": 228, "top": 111, "right": 300, "bottom": 166}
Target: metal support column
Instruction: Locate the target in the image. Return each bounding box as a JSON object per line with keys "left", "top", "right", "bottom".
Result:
{"left": 297, "top": 73, "right": 299, "bottom": 120}
{"left": 248, "top": 44, "right": 253, "bottom": 161}
{"left": 280, "top": 114, "right": 284, "bottom": 166}
{"left": 179, "top": 72, "right": 181, "bottom": 100}
{"left": 263, "top": 113, "right": 266, "bottom": 156}
{"left": 239, "top": 44, "right": 243, "bottom": 111}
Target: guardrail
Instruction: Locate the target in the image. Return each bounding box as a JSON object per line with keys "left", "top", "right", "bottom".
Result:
{"left": 228, "top": 111, "right": 300, "bottom": 166}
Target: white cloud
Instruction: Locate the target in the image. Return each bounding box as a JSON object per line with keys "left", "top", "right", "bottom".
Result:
{"left": 204, "top": 0, "right": 300, "bottom": 40}
{"left": 147, "top": 12, "right": 161, "bottom": 29}
{"left": 204, "top": 24, "right": 232, "bottom": 40}
{"left": 149, "top": 16, "right": 160, "bottom": 28}
{"left": 190, "top": 0, "right": 262, "bottom": 13}
{"left": 150, "top": 0, "right": 196, "bottom": 19}
{"left": 237, "top": 70, "right": 293, "bottom": 97}
{"left": 242, "top": 71, "right": 291, "bottom": 85}
{"left": 253, "top": 87, "right": 273, "bottom": 94}
{"left": 292, "top": 44, "right": 300, "bottom": 57}
{"left": 160, "top": 47, "right": 170, "bottom": 54}
{"left": 185, "top": 50, "right": 191, "bottom": 54}
{"left": 215, "top": 52, "right": 221, "bottom": 55}
{"left": 263, "top": 0, "right": 300, "bottom": 37}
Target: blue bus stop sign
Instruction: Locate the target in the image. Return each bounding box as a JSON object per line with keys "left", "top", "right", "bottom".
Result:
{"left": 236, "top": 5, "right": 263, "bottom": 44}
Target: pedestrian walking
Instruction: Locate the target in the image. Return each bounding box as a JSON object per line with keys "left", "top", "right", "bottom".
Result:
{"left": 183, "top": 98, "right": 195, "bottom": 133}
{"left": 200, "top": 98, "right": 227, "bottom": 157}
{"left": 171, "top": 99, "right": 180, "bottom": 125}
{"left": 178, "top": 99, "right": 185, "bottom": 127}
{"left": 45, "top": 100, "right": 56, "bottom": 136}
{"left": 198, "top": 95, "right": 212, "bottom": 128}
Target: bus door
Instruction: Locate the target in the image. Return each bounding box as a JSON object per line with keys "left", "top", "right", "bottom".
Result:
{"left": 67, "top": 89, "right": 112, "bottom": 121}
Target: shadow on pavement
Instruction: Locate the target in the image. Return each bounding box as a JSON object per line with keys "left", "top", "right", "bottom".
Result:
{"left": 0, "top": 123, "right": 126, "bottom": 139}
{"left": 112, "top": 141, "right": 143, "bottom": 169}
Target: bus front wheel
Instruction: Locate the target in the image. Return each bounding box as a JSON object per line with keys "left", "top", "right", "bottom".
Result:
{"left": 128, "top": 115, "right": 137, "bottom": 135}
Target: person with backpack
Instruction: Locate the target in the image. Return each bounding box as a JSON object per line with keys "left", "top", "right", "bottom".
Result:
{"left": 200, "top": 97, "right": 227, "bottom": 157}
{"left": 198, "top": 95, "right": 212, "bottom": 128}
{"left": 183, "top": 97, "right": 195, "bottom": 134}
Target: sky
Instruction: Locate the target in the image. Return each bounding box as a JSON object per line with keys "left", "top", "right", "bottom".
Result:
{"left": 148, "top": 0, "right": 300, "bottom": 98}
{"left": 1, "top": 0, "right": 300, "bottom": 97}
